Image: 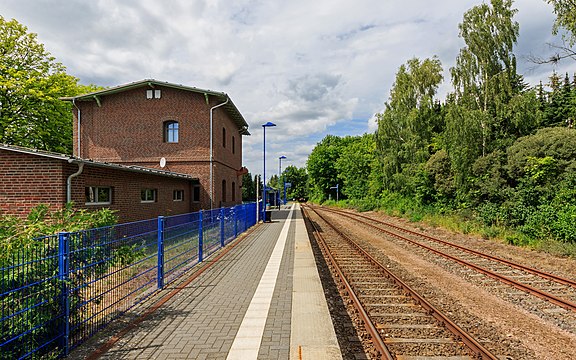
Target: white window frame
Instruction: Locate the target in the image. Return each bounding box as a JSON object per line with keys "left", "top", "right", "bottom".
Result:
{"left": 141, "top": 189, "right": 157, "bottom": 203}
{"left": 164, "top": 120, "right": 179, "bottom": 143}
{"left": 173, "top": 189, "right": 184, "bottom": 202}
{"left": 85, "top": 186, "right": 112, "bottom": 205}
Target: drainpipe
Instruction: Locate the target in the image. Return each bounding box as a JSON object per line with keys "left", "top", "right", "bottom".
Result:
{"left": 209, "top": 96, "right": 229, "bottom": 210}
{"left": 72, "top": 99, "right": 81, "bottom": 157}
{"left": 67, "top": 159, "right": 84, "bottom": 204}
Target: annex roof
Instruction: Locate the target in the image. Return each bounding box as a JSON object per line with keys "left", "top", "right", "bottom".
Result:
{"left": 61, "top": 79, "right": 250, "bottom": 135}
{"left": 0, "top": 144, "right": 198, "bottom": 181}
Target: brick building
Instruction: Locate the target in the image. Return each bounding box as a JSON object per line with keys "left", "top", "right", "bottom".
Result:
{"left": 62, "top": 79, "right": 250, "bottom": 211}
{"left": 0, "top": 144, "right": 196, "bottom": 223}
{"left": 1, "top": 79, "right": 250, "bottom": 222}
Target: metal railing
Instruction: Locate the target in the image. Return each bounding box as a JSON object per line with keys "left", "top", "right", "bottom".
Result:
{"left": 0, "top": 203, "right": 258, "bottom": 359}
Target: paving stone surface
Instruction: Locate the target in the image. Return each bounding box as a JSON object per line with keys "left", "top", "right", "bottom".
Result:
{"left": 97, "top": 210, "right": 293, "bottom": 360}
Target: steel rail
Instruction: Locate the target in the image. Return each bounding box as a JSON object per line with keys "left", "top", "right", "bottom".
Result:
{"left": 315, "top": 206, "right": 576, "bottom": 313}
{"left": 322, "top": 206, "right": 576, "bottom": 289}
{"left": 302, "top": 206, "right": 392, "bottom": 360}
{"left": 303, "top": 205, "right": 499, "bottom": 360}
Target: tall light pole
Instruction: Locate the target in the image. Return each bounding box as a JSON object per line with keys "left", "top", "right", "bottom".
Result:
{"left": 262, "top": 122, "right": 276, "bottom": 221}
{"left": 278, "top": 155, "right": 286, "bottom": 207}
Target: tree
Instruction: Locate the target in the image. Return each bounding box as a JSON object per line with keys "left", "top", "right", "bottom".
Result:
{"left": 307, "top": 135, "right": 352, "bottom": 202}
{"left": 282, "top": 165, "right": 308, "bottom": 200}
{"left": 0, "top": 16, "right": 94, "bottom": 153}
{"left": 375, "top": 57, "right": 444, "bottom": 192}
{"left": 546, "top": 0, "right": 576, "bottom": 46}
{"left": 336, "top": 134, "right": 380, "bottom": 199}
{"left": 242, "top": 172, "right": 256, "bottom": 201}
{"left": 444, "top": 0, "right": 523, "bottom": 193}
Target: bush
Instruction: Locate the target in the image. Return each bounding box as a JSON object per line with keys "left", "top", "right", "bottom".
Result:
{"left": 0, "top": 204, "right": 117, "bottom": 359}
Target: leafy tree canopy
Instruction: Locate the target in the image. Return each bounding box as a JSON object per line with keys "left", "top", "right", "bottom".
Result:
{"left": 547, "top": 0, "right": 576, "bottom": 46}
{"left": 0, "top": 16, "right": 99, "bottom": 153}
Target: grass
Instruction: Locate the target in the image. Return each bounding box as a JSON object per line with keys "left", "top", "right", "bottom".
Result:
{"left": 321, "top": 197, "right": 576, "bottom": 259}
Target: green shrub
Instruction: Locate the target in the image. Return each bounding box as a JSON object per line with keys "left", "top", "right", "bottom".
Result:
{"left": 0, "top": 204, "right": 117, "bottom": 359}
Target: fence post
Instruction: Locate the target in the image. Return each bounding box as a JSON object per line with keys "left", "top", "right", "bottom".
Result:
{"left": 234, "top": 206, "right": 238, "bottom": 239}
{"left": 198, "top": 210, "right": 204, "bottom": 262}
{"left": 58, "top": 232, "right": 70, "bottom": 356}
{"left": 220, "top": 208, "right": 225, "bottom": 247}
{"left": 157, "top": 216, "right": 165, "bottom": 289}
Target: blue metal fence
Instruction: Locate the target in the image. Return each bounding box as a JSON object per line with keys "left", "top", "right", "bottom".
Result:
{"left": 0, "top": 203, "right": 258, "bottom": 359}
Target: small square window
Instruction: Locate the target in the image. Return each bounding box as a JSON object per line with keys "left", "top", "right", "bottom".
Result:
{"left": 85, "top": 186, "right": 112, "bottom": 205}
{"left": 146, "top": 90, "right": 153, "bottom": 99}
{"left": 173, "top": 190, "right": 184, "bottom": 201}
{"left": 154, "top": 89, "right": 161, "bottom": 99}
{"left": 141, "top": 189, "right": 157, "bottom": 203}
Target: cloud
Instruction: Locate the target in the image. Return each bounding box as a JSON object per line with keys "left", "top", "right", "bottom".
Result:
{"left": 2, "top": 0, "right": 576, "bottom": 180}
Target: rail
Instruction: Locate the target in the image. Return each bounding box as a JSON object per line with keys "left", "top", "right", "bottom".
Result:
{"left": 303, "top": 205, "right": 498, "bottom": 359}
{"left": 317, "top": 206, "right": 576, "bottom": 312}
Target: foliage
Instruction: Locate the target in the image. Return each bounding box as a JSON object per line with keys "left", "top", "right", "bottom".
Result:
{"left": 376, "top": 57, "right": 444, "bottom": 192}
{"left": 303, "top": 0, "right": 576, "bottom": 254}
{"left": 282, "top": 165, "right": 309, "bottom": 200}
{"left": 506, "top": 127, "right": 576, "bottom": 180}
{"left": 306, "top": 135, "right": 352, "bottom": 202}
{"left": 336, "top": 134, "right": 380, "bottom": 199}
{"left": 546, "top": 0, "right": 576, "bottom": 46}
{"left": 0, "top": 204, "right": 117, "bottom": 359}
{"left": 0, "top": 16, "right": 102, "bottom": 154}
{"left": 242, "top": 172, "right": 256, "bottom": 201}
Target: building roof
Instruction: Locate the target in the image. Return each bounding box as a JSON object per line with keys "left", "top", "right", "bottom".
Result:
{"left": 0, "top": 144, "right": 198, "bottom": 181}
{"left": 61, "top": 79, "right": 250, "bottom": 135}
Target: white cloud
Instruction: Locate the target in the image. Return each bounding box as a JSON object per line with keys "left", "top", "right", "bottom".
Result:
{"left": 2, "top": 0, "right": 575, "bottom": 181}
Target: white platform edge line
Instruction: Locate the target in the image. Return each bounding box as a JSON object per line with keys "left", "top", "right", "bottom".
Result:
{"left": 226, "top": 204, "right": 295, "bottom": 360}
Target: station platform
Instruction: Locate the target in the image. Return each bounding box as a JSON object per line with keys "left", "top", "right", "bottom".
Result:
{"left": 83, "top": 203, "right": 342, "bottom": 360}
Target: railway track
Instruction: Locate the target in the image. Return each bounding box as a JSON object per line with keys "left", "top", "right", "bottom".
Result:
{"left": 302, "top": 205, "right": 500, "bottom": 359}
{"left": 313, "top": 205, "right": 576, "bottom": 314}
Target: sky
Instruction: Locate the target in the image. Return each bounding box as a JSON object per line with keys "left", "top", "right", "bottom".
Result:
{"left": 2, "top": 0, "right": 576, "bottom": 182}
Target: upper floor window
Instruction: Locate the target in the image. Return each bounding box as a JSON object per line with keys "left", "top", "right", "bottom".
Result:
{"left": 222, "top": 127, "right": 226, "bottom": 148}
{"left": 164, "top": 121, "right": 179, "bottom": 143}
{"left": 232, "top": 136, "right": 235, "bottom": 154}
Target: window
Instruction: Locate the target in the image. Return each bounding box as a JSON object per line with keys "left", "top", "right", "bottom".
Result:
{"left": 164, "top": 121, "right": 179, "bottom": 143}
{"left": 146, "top": 89, "right": 161, "bottom": 99}
{"left": 192, "top": 185, "right": 201, "bottom": 202}
{"left": 141, "top": 189, "right": 157, "bottom": 203}
{"left": 232, "top": 136, "right": 235, "bottom": 154}
{"left": 232, "top": 181, "right": 236, "bottom": 201}
{"left": 85, "top": 186, "right": 111, "bottom": 205}
{"left": 173, "top": 189, "right": 184, "bottom": 201}
{"left": 222, "top": 180, "right": 227, "bottom": 203}
{"left": 222, "top": 127, "right": 226, "bottom": 148}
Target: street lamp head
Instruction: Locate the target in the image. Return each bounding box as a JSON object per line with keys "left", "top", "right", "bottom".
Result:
{"left": 279, "top": 155, "right": 286, "bottom": 160}
{"left": 262, "top": 121, "right": 276, "bottom": 127}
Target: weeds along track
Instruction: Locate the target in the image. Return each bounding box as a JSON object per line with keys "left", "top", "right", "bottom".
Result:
{"left": 302, "top": 205, "right": 499, "bottom": 360}
{"left": 314, "top": 206, "right": 576, "bottom": 328}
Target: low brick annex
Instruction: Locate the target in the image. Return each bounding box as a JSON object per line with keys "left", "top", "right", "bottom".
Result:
{"left": 0, "top": 144, "right": 198, "bottom": 223}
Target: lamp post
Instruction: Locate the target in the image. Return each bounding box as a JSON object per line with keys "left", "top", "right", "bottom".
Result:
{"left": 262, "top": 122, "right": 276, "bottom": 222}
{"left": 278, "top": 155, "right": 286, "bottom": 207}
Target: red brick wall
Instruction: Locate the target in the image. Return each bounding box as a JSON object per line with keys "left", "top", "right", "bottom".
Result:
{"left": 68, "top": 164, "right": 193, "bottom": 223}
{"left": 72, "top": 84, "right": 244, "bottom": 209}
{"left": 0, "top": 150, "right": 67, "bottom": 217}
{"left": 1, "top": 149, "right": 194, "bottom": 223}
